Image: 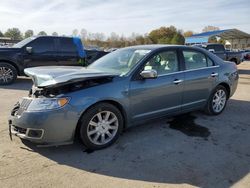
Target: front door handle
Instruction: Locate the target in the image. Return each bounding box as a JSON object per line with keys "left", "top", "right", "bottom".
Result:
{"left": 173, "top": 79, "right": 183, "bottom": 84}
{"left": 211, "top": 73, "right": 218, "bottom": 77}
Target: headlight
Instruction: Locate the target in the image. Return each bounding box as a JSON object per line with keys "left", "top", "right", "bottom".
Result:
{"left": 27, "top": 97, "right": 70, "bottom": 111}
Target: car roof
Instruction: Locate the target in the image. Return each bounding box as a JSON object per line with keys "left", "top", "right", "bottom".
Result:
{"left": 124, "top": 44, "right": 205, "bottom": 51}
{"left": 34, "top": 35, "right": 74, "bottom": 39}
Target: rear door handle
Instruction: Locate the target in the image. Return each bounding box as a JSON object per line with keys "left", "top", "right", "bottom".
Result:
{"left": 173, "top": 79, "right": 183, "bottom": 84}
{"left": 210, "top": 73, "right": 218, "bottom": 77}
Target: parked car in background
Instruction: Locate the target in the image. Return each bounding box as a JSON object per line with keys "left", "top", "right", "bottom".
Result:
{"left": 0, "top": 36, "right": 108, "bottom": 85}
{"left": 242, "top": 50, "right": 250, "bottom": 61}
{"left": 85, "top": 49, "right": 109, "bottom": 64}
{"left": 197, "top": 43, "right": 243, "bottom": 65}
{"left": 9, "top": 45, "right": 238, "bottom": 150}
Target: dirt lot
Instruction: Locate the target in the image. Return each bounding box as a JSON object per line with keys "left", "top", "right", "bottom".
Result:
{"left": 0, "top": 62, "right": 250, "bottom": 188}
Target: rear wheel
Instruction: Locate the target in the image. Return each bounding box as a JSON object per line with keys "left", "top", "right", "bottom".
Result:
{"left": 205, "top": 85, "right": 228, "bottom": 115}
{"left": 0, "top": 63, "right": 17, "bottom": 85}
{"left": 79, "top": 103, "right": 123, "bottom": 150}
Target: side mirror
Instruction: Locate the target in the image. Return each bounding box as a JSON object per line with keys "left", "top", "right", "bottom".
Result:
{"left": 26, "top": 47, "right": 32, "bottom": 54}
{"left": 140, "top": 69, "right": 157, "bottom": 79}
{"left": 208, "top": 49, "right": 215, "bottom": 53}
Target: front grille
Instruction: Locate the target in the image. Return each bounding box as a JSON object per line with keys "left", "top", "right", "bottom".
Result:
{"left": 13, "top": 125, "right": 27, "bottom": 134}
{"left": 16, "top": 98, "right": 32, "bottom": 115}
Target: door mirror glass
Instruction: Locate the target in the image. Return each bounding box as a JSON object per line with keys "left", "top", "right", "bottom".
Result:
{"left": 140, "top": 69, "right": 157, "bottom": 79}
{"left": 26, "top": 46, "right": 32, "bottom": 54}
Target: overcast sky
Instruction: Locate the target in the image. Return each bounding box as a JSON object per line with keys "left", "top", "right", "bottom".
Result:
{"left": 0, "top": 0, "right": 249, "bottom": 36}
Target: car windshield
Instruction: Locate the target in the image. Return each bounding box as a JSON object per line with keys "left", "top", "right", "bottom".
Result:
{"left": 13, "top": 37, "right": 36, "bottom": 48}
{"left": 88, "top": 48, "right": 151, "bottom": 75}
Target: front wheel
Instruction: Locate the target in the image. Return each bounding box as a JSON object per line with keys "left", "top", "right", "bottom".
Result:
{"left": 205, "top": 85, "right": 228, "bottom": 115}
{"left": 79, "top": 103, "right": 123, "bottom": 150}
{"left": 0, "top": 63, "right": 17, "bottom": 85}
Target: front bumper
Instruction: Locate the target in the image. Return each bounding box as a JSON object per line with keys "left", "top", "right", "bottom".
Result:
{"left": 8, "top": 98, "right": 80, "bottom": 145}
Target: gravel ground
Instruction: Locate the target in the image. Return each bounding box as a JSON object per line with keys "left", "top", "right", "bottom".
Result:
{"left": 0, "top": 62, "right": 250, "bottom": 188}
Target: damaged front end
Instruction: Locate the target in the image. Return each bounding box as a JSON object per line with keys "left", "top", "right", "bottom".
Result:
{"left": 9, "top": 66, "right": 116, "bottom": 145}
{"left": 29, "top": 76, "right": 114, "bottom": 98}
{"left": 24, "top": 66, "right": 116, "bottom": 98}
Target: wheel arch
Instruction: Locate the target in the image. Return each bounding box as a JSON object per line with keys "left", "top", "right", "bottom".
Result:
{"left": 0, "top": 60, "right": 21, "bottom": 75}
{"left": 228, "top": 57, "right": 238, "bottom": 64}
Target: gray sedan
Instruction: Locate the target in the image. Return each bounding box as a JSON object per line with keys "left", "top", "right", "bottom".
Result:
{"left": 9, "top": 45, "right": 238, "bottom": 150}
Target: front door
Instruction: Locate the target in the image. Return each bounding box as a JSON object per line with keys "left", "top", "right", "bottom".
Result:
{"left": 23, "top": 37, "right": 58, "bottom": 67}
{"left": 129, "top": 50, "right": 184, "bottom": 121}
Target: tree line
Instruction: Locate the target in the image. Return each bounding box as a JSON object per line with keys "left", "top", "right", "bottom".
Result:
{"left": 0, "top": 25, "right": 222, "bottom": 48}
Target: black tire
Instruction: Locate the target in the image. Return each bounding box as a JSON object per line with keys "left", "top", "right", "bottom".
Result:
{"left": 230, "top": 58, "right": 239, "bottom": 65}
{"left": 79, "top": 103, "right": 123, "bottom": 150}
{"left": 205, "top": 85, "right": 228, "bottom": 115}
{"left": 0, "top": 62, "right": 17, "bottom": 85}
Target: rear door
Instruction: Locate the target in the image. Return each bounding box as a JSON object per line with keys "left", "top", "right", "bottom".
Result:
{"left": 56, "top": 38, "right": 80, "bottom": 66}
{"left": 23, "top": 37, "right": 58, "bottom": 67}
{"left": 181, "top": 49, "right": 219, "bottom": 110}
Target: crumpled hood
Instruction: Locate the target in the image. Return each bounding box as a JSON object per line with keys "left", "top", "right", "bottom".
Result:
{"left": 24, "top": 66, "right": 117, "bottom": 87}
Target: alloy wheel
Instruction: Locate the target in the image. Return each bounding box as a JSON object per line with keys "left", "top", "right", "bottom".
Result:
{"left": 87, "top": 111, "right": 119, "bottom": 145}
{"left": 0, "top": 66, "right": 14, "bottom": 83}
{"left": 212, "top": 89, "right": 227, "bottom": 113}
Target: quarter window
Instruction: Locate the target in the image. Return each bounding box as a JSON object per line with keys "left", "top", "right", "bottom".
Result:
{"left": 143, "top": 51, "right": 179, "bottom": 76}
{"left": 183, "top": 51, "right": 213, "bottom": 70}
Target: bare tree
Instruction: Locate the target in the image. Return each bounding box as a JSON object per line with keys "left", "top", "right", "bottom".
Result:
{"left": 80, "top": 29, "right": 87, "bottom": 40}
{"left": 202, "top": 26, "right": 220, "bottom": 32}
{"left": 38, "top": 31, "right": 47, "bottom": 36}
{"left": 72, "top": 29, "right": 79, "bottom": 37}
{"left": 52, "top": 32, "right": 58, "bottom": 36}
{"left": 93, "top": 32, "right": 105, "bottom": 41}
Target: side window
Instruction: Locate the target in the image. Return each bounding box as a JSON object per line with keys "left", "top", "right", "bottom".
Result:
{"left": 207, "top": 58, "right": 214, "bottom": 66}
{"left": 214, "top": 45, "right": 224, "bottom": 52}
{"left": 207, "top": 45, "right": 224, "bottom": 52}
{"left": 143, "top": 51, "right": 179, "bottom": 76}
{"left": 60, "top": 38, "right": 77, "bottom": 53}
{"left": 206, "top": 45, "right": 214, "bottom": 50}
{"left": 29, "top": 38, "right": 55, "bottom": 53}
{"left": 183, "top": 50, "right": 213, "bottom": 70}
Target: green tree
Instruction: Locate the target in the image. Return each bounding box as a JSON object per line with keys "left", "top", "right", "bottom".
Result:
{"left": 4, "top": 28, "right": 22, "bottom": 40}
{"left": 183, "top": 30, "right": 194, "bottom": 37}
{"left": 171, "top": 33, "right": 185, "bottom": 44}
{"left": 24, "top": 30, "right": 34, "bottom": 38}
{"left": 38, "top": 31, "right": 47, "bottom": 36}
{"left": 218, "top": 38, "right": 226, "bottom": 45}
{"left": 52, "top": 32, "right": 58, "bottom": 36}
{"left": 0, "top": 30, "right": 4, "bottom": 37}
{"left": 208, "top": 36, "right": 217, "bottom": 43}
{"left": 148, "top": 26, "right": 184, "bottom": 44}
